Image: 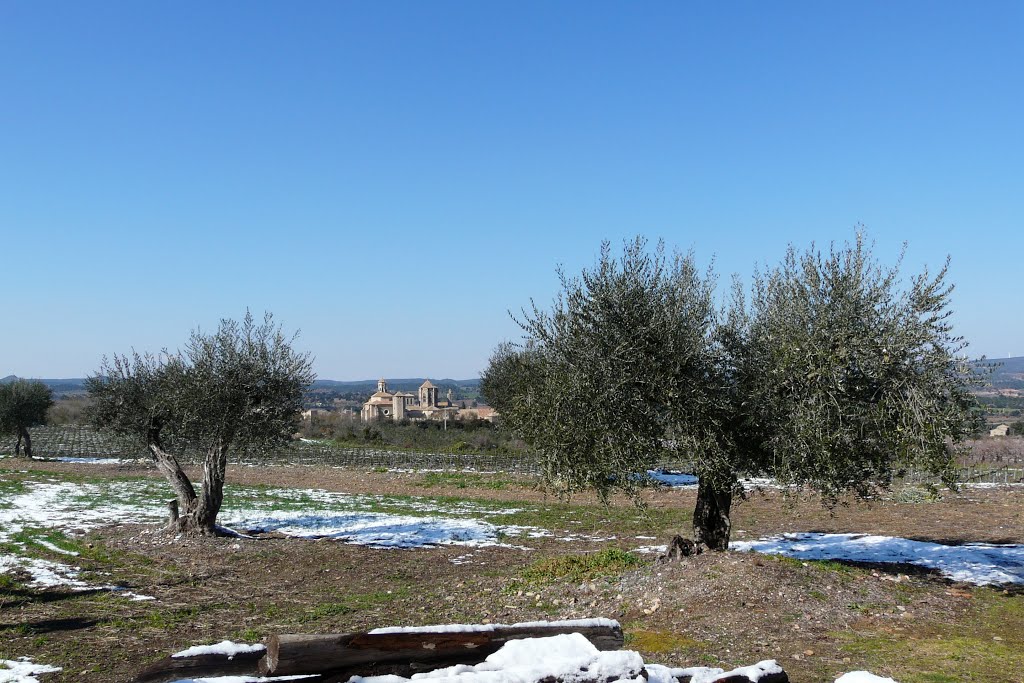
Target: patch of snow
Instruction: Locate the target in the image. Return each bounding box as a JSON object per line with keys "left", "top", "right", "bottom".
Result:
{"left": 370, "top": 618, "right": 620, "bottom": 635}
{"left": 732, "top": 532, "right": 1024, "bottom": 585}
{"left": 714, "top": 661, "right": 784, "bottom": 682}
{"left": 351, "top": 633, "right": 643, "bottom": 683}
{"left": 168, "top": 677, "right": 314, "bottom": 683}
{"left": 633, "top": 545, "right": 668, "bottom": 555}
{"left": 43, "top": 457, "right": 133, "bottom": 464}
{"left": 226, "top": 510, "right": 510, "bottom": 549}
{"left": 107, "top": 586, "right": 156, "bottom": 601}
{"left": 0, "top": 657, "right": 61, "bottom": 683}
{"left": 173, "top": 641, "right": 266, "bottom": 659}
{"left": 33, "top": 540, "right": 78, "bottom": 556}
{"left": 646, "top": 470, "right": 698, "bottom": 487}
{"left": 644, "top": 471, "right": 788, "bottom": 492}
{"left": 126, "top": 592, "right": 157, "bottom": 601}
{"left": 386, "top": 468, "right": 501, "bottom": 475}
{"left": 961, "top": 482, "right": 1024, "bottom": 489}
{"left": 834, "top": 673, "right": 898, "bottom": 683}
{"left": 0, "top": 554, "right": 91, "bottom": 591}
{"left": 0, "top": 480, "right": 162, "bottom": 595}
{"left": 646, "top": 661, "right": 781, "bottom": 683}
{"left": 646, "top": 665, "right": 722, "bottom": 683}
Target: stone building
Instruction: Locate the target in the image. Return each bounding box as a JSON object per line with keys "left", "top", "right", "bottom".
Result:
{"left": 360, "top": 378, "right": 456, "bottom": 422}
{"left": 989, "top": 424, "right": 1010, "bottom": 437}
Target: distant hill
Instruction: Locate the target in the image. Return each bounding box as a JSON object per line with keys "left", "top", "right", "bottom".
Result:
{"left": 308, "top": 378, "right": 481, "bottom": 401}
{"left": 0, "top": 376, "right": 90, "bottom": 397}
{"left": 974, "top": 356, "right": 1024, "bottom": 391}
{"left": 1, "top": 376, "right": 479, "bottom": 390}
{"left": 311, "top": 378, "right": 479, "bottom": 390}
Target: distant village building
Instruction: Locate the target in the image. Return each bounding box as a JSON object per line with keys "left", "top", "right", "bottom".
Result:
{"left": 989, "top": 424, "right": 1010, "bottom": 437}
{"left": 456, "top": 406, "right": 498, "bottom": 422}
{"left": 361, "top": 378, "right": 457, "bottom": 422}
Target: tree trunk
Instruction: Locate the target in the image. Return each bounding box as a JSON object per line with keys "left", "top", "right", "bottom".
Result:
{"left": 194, "top": 441, "right": 228, "bottom": 534}
{"left": 18, "top": 426, "right": 32, "bottom": 458}
{"left": 147, "top": 427, "right": 230, "bottom": 536}
{"left": 692, "top": 478, "right": 733, "bottom": 551}
{"left": 146, "top": 427, "right": 200, "bottom": 534}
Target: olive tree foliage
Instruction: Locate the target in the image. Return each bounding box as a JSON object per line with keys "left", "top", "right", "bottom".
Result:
{"left": 0, "top": 379, "right": 54, "bottom": 458}
{"left": 735, "top": 236, "right": 979, "bottom": 502}
{"left": 482, "top": 238, "right": 728, "bottom": 505}
{"left": 87, "top": 313, "right": 315, "bottom": 535}
{"left": 484, "top": 235, "right": 978, "bottom": 550}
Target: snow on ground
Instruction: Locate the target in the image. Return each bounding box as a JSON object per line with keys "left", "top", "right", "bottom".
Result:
{"left": 834, "top": 673, "right": 898, "bottom": 683}
{"left": 0, "top": 480, "right": 162, "bottom": 596}
{"left": 369, "top": 618, "right": 620, "bottom": 634}
{"left": 633, "top": 545, "right": 668, "bottom": 555}
{"left": 167, "top": 677, "right": 317, "bottom": 682}
{"left": 646, "top": 470, "right": 784, "bottom": 491}
{"left": 0, "top": 658, "right": 61, "bottom": 683}
{"left": 226, "top": 509, "right": 511, "bottom": 549}
{"left": 126, "top": 624, "right": 896, "bottom": 683}
{"left": 732, "top": 532, "right": 1024, "bottom": 586}
{"left": 173, "top": 641, "right": 266, "bottom": 659}
{"left": 646, "top": 470, "right": 698, "bottom": 487}
{"left": 41, "top": 456, "right": 138, "bottom": 464}
{"left": 0, "top": 477, "right": 569, "bottom": 590}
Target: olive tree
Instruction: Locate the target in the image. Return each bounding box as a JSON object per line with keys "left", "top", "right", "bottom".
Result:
{"left": 699, "top": 235, "right": 980, "bottom": 548}
{"left": 483, "top": 238, "right": 729, "bottom": 506}
{"left": 485, "top": 235, "right": 978, "bottom": 550}
{"left": 0, "top": 379, "right": 54, "bottom": 458}
{"left": 87, "top": 312, "right": 315, "bottom": 535}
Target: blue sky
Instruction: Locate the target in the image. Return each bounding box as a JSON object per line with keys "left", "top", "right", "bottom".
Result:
{"left": 1, "top": 2, "right": 1021, "bottom": 380}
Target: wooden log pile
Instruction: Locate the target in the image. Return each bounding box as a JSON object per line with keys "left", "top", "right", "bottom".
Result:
{"left": 132, "top": 620, "right": 788, "bottom": 683}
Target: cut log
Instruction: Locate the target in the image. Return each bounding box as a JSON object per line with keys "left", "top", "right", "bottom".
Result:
{"left": 260, "top": 621, "right": 624, "bottom": 678}
{"left": 131, "top": 649, "right": 266, "bottom": 683}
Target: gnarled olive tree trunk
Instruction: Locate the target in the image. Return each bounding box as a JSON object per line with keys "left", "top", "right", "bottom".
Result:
{"left": 692, "top": 478, "right": 734, "bottom": 551}
{"left": 148, "top": 428, "right": 228, "bottom": 536}
{"left": 15, "top": 427, "right": 32, "bottom": 458}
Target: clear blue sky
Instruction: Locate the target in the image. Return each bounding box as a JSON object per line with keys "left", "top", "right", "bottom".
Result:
{"left": 1, "top": 2, "right": 1021, "bottom": 380}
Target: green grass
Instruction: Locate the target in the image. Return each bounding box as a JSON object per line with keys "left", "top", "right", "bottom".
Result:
{"left": 625, "top": 629, "right": 705, "bottom": 654}
{"left": 0, "top": 477, "right": 27, "bottom": 498}
{"left": 415, "top": 472, "right": 512, "bottom": 490}
{"left": 837, "top": 588, "right": 1024, "bottom": 683}
{"left": 301, "top": 588, "right": 409, "bottom": 623}
{"left": 812, "top": 559, "right": 855, "bottom": 574}
{"left": 109, "top": 603, "right": 212, "bottom": 631}
{"left": 520, "top": 547, "right": 645, "bottom": 584}
{"left": 0, "top": 573, "right": 22, "bottom": 591}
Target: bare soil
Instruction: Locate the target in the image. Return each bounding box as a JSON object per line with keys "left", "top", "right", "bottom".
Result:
{"left": 2, "top": 461, "right": 1023, "bottom": 683}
